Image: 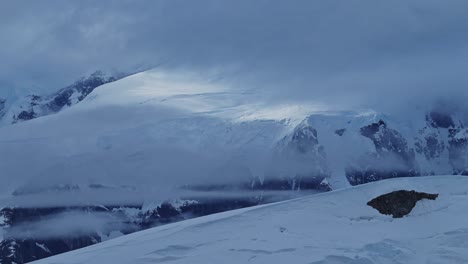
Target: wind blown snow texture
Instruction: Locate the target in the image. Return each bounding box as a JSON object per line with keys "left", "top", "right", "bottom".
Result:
{"left": 31, "top": 176, "right": 468, "bottom": 264}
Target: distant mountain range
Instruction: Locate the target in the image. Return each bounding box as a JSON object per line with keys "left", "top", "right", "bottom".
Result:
{"left": 0, "top": 69, "right": 467, "bottom": 263}
{"left": 0, "top": 71, "right": 120, "bottom": 126}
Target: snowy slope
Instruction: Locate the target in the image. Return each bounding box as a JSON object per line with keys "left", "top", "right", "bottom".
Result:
{"left": 32, "top": 176, "right": 468, "bottom": 264}
{"left": 0, "top": 69, "right": 325, "bottom": 197}
{"left": 0, "top": 69, "right": 336, "bottom": 262}
{"left": 1, "top": 68, "right": 468, "bottom": 262}
{"left": 0, "top": 68, "right": 466, "bottom": 198}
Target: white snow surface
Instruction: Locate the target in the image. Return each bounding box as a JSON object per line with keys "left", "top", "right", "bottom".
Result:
{"left": 0, "top": 69, "right": 337, "bottom": 203}
{"left": 32, "top": 176, "right": 468, "bottom": 264}
{"left": 0, "top": 69, "right": 463, "bottom": 205}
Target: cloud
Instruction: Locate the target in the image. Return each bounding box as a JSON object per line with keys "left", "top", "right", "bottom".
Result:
{"left": 0, "top": 0, "right": 467, "bottom": 112}
{"left": 0, "top": 1, "right": 467, "bottom": 208}
{"left": 4, "top": 211, "right": 135, "bottom": 239}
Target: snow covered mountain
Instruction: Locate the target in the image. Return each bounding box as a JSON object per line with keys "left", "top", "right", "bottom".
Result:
{"left": 1, "top": 69, "right": 465, "bottom": 192}
{"left": 0, "top": 71, "right": 119, "bottom": 126}
{"left": 31, "top": 176, "right": 468, "bottom": 264}
{"left": 0, "top": 69, "right": 333, "bottom": 263}
{"left": 0, "top": 69, "right": 467, "bottom": 263}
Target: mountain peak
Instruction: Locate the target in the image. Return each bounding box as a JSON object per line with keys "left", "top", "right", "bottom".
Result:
{"left": 0, "top": 71, "right": 121, "bottom": 126}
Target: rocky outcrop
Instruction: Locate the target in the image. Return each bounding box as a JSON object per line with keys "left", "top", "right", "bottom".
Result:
{"left": 367, "top": 190, "right": 438, "bottom": 218}
{"left": 414, "top": 111, "right": 468, "bottom": 175}
{"left": 415, "top": 129, "right": 445, "bottom": 160}
{"left": 1, "top": 71, "right": 119, "bottom": 125}
{"left": 426, "top": 111, "right": 455, "bottom": 129}
{"left": 0, "top": 98, "right": 6, "bottom": 118}
{"left": 44, "top": 71, "right": 116, "bottom": 113}
{"left": 346, "top": 120, "right": 419, "bottom": 185}
{"left": 268, "top": 120, "right": 332, "bottom": 190}
{"left": 448, "top": 127, "right": 468, "bottom": 175}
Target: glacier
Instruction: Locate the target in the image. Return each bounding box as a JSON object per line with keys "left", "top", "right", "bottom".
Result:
{"left": 0, "top": 69, "right": 467, "bottom": 263}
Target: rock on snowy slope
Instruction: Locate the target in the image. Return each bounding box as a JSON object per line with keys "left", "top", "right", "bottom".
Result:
{"left": 31, "top": 176, "right": 468, "bottom": 264}
{"left": 367, "top": 190, "right": 438, "bottom": 218}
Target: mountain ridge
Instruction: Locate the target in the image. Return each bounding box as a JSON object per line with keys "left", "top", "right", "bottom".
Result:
{"left": 0, "top": 69, "right": 467, "bottom": 263}
{"left": 0, "top": 71, "right": 123, "bottom": 126}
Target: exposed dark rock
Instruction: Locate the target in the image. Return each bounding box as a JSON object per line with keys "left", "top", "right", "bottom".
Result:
{"left": 179, "top": 198, "right": 260, "bottom": 219}
{"left": 16, "top": 110, "right": 36, "bottom": 121}
{"left": 270, "top": 120, "right": 331, "bottom": 189}
{"left": 414, "top": 131, "right": 445, "bottom": 160}
{"left": 185, "top": 174, "right": 332, "bottom": 194}
{"left": 427, "top": 111, "right": 455, "bottom": 129}
{"left": 0, "top": 206, "right": 106, "bottom": 264}
{"left": 367, "top": 190, "right": 438, "bottom": 218}
{"left": 0, "top": 235, "right": 100, "bottom": 264}
{"left": 11, "top": 95, "right": 41, "bottom": 123}
{"left": 7, "top": 71, "right": 119, "bottom": 124}
{"left": 448, "top": 128, "right": 468, "bottom": 175}
{"left": 335, "top": 128, "right": 346, "bottom": 136}
{"left": 46, "top": 71, "right": 116, "bottom": 113}
{"left": 289, "top": 123, "right": 319, "bottom": 153}
{"left": 0, "top": 98, "right": 6, "bottom": 116}
{"left": 346, "top": 120, "right": 419, "bottom": 185}
{"left": 181, "top": 182, "right": 255, "bottom": 192}
{"left": 414, "top": 111, "right": 468, "bottom": 175}
{"left": 360, "top": 120, "right": 415, "bottom": 162}
{"left": 261, "top": 177, "right": 331, "bottom": 192}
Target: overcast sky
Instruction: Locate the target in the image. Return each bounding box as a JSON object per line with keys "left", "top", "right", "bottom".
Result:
{"left": 1, "top": 0, "right": 468, "bottom": 111}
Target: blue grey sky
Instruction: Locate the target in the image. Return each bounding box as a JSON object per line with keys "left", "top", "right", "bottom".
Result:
{"left": 1, "top": 0, "right": 467, "bottom": 111}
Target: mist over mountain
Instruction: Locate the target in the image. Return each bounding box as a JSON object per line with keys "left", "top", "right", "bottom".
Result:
{"left": 1, "top": 1, "right": 468, "bottom": 263}
{"left": 1, "top": 0, "right": 468, "bottom": 112}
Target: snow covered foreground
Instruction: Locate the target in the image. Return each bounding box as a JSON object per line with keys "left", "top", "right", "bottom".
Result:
{"left": 33, "top": 176, "right": 468, "bottom": 264}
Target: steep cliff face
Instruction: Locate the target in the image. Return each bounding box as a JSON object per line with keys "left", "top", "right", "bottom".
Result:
{"left": 346, "top": 120, "right": 419, "bottom": 185}
{"left": 448, "top": 127, "right": 468, "bottom": 175}
{"left": 296, "top": 110, "right": 468, "bottom": 186}
{"left": 367, "top": 190, "right": 438, "bottom": 218}
{"left": 267, "top": 120, "right": 332, "bottom": 191}
{"left": 414, "top": 111, "right": 468, "bottom": 176}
